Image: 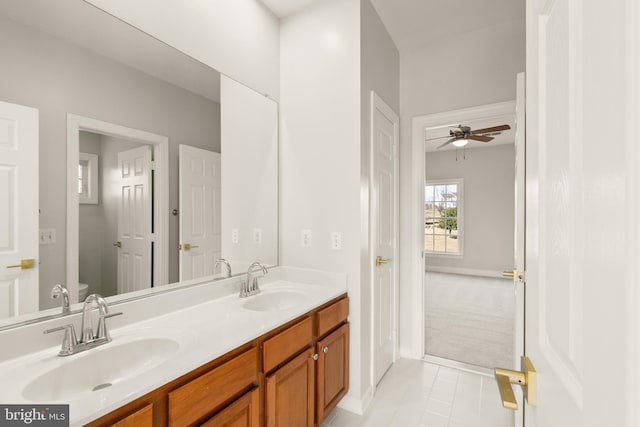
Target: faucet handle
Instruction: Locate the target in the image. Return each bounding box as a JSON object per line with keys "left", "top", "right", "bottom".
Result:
{"left": 44, "top": 324, "right": 78, "bottom": 356}
{"left": 101, "top": 311, "right": 123, "bottom": 319}
{"left": 97, "top": 311, "right": 123, "bottom": 341}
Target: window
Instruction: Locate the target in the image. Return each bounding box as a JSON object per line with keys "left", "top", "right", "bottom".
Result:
{"left": 78, "top": 152, "right": 98, "bottom": 204}
{"left": 424, "top": 179, "right": 462, "bottom": 255}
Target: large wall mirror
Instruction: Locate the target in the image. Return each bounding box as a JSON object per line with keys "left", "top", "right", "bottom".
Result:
{"left": 0, "top": 0, "right": 278, "bottom": 328}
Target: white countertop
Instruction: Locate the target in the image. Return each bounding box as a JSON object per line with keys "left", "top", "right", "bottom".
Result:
{"left": 0, "top": 267, "right": 347, "bottom": 426}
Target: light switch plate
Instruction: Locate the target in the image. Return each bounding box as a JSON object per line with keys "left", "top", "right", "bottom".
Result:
{"left": 231, "top": 229, "right": 239, "bottom": 244}
{"left": 39, "top": 229, "right": 56, "bottom": 245}
{"left": 301, "top": 229, "right": 312, "bottom": 248}
{"left": 331, "top": 232, "right": 342, "bottom": 250}
{"left": 253, "top": 228, "right": 262, "bottom": 244}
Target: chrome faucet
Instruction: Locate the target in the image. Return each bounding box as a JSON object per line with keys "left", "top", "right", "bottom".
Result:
{"left": 215, "top": 258, "right": 232, "bottom": 278}
{"left": 44, "top": 293, "right": 122, "bottom": 356}
{"left": 240, "top": 262, "right": 268, "bottom": 298}
{"left": 50, "top": 284, "right": 70, "bottom": 315}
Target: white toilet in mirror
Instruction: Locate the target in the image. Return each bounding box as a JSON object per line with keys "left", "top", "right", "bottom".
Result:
{"left": 78, "top": 283, "right": 89, "bottom": 302}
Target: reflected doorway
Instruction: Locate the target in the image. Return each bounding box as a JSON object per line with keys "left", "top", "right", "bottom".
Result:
{"left": 67, "top": 114, "right": 169, "bottom": 304}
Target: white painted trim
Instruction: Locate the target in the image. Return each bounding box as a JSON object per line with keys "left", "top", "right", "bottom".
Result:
{"left": 626, "top": 0, "right": 640, "bottom": 424}
{"left": 337, "top": 386, "right": 374, "bottom": 416}
{"left": 369, "top": 91, "right": 400, "bottom": 391}
{"left": 66, "top": 114, "right": 169, "bottom": 302}
{"left": 410, "top": 101, "right": 516, "bottom": 359}
{"left": 424, "top": 266, "right": 509, "bottom": 279}
{"left": 422, "top": 354, "right": 494, "bottom": 377}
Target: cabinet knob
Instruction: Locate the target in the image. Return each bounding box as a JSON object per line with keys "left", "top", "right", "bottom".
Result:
{"left": 312, "top": 353, "right": 319, "bottom": 361}
{"left": 323, "top": 346, "right": 329, "bottom": 353}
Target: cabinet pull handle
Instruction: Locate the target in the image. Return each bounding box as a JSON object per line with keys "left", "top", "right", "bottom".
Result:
{"left": 312, "top": 353, "right": 318, "bottom": 361}
{"left": 323, "top": 346, "right": 329, "bottom": 353}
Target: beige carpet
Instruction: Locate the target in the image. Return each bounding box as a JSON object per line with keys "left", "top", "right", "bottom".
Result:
{"left": 424, "top": 272, "right": 515, "bottom": 369}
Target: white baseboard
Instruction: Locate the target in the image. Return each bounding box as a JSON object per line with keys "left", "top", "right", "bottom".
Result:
{"left": 399, "top": 346, "right": 421, "bottom": 359}
{"left": 337, "top": 386, "right": 374, "bottom": 416}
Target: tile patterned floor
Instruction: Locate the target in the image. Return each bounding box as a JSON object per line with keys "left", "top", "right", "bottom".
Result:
{"left": 424, "top": 272, "right": 515, "bottom": 369}
{"left": 322, "top": 359, "right": 514, "bottom": 427}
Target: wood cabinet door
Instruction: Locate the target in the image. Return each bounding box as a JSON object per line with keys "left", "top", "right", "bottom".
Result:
{"left": 111, "top": 404, "right": 153, "bottom": 427}
{"left": 316, "top": 323, "right": 349, "bottom": 424}
{"left": 265, "top": 348, "right": 314, "bottom": 427}
{"left": 201, "top": 388, "right": 259, "bottom": 427}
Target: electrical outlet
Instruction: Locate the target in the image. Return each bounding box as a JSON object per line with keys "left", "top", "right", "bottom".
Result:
{"left": 231, "top": 229, "right": 239, "bottom": 244}
{"left": 301, "top": 229, "right": 312, "bottom": 248}
{"left": 39, "top": 229, "right": 56, "bottom": 245}
{"left": 253, "top": 228, "right": 262, "bottom": 244}
{"left": 331, "top": 232, "right": 342, "bottom": 250}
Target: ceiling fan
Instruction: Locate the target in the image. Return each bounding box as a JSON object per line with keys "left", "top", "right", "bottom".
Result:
{"left": 426, "top": 124, "right": 511, "bottom": 149}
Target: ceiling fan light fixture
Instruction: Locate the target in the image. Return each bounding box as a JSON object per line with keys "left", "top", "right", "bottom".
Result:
{"left": 452, "top": 139, "right": 468, "bottom": 147}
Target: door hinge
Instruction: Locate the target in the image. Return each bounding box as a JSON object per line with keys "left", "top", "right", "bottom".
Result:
{"left": 150, "top": 161, "right": 156, "bottom": 170}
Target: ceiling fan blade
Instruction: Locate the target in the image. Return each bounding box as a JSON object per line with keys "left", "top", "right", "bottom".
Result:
{"left": 425, "top": 135, "right": 451, "bottom": 142}
{"left": 468, "top": 135, "right": 493, "bottom": 143}
{"left": 470, "top": 124, "right": 511, "bottom": 134}
{"left": 437, "top": 138, "right": 456, "bottom": 149}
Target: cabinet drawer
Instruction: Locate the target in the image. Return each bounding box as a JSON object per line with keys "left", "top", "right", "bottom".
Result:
{"left": 316, "top": 297, "right": 348, "bottom": 337}
{"left": 263, "top": 317, "right": 312, "bottom": 373}
{"left": 168, "top": 347, "right": 257, "bottom": 426}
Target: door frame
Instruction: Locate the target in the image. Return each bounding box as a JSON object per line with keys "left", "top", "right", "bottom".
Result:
{"left": 369, "top": 91, "right": 400, "bottom": 390}
{"left": 66, "top": 114, "right": 169, "bottom": 302}
{"left": 409, "top": 100, "right": 518, "bottom": 359}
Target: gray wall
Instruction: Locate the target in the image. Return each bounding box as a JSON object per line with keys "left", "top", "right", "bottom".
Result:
{"left": 425, "top": 144, "right": 515, "bottom": 272}
{"left": 0, "top": 16, "right": 220, "bottom": 308}
{"left": 360, "top": 0, "right": 400, "bottom": 394}
{"left": 78, "top": 132, "right": 104, "bottom": 296}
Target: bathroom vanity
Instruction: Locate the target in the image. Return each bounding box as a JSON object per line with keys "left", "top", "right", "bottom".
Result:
{"left": 0, "top": 269, "right": 349, "bottom": 427}
{"left": 87, "top": 295, "right": 348, "bottom": 427}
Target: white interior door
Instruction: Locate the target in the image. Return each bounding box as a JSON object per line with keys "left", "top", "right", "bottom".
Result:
{"left": 523, "top": 0, "right": 636, "bottom": 425}
{"left": 0, "top": 100, "right": 38, "bottom": 318}
{"left": 371, "top": 92, "right": 399, "bottom": 385}
{"left": 117, "top": 145, "right": 152, "bottom": 294}
{"left": 179, "top": 144, "right": 221, "bottom": 281}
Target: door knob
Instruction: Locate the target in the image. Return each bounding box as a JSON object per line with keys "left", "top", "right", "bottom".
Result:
{"left": 494, "top": 356, "right": 537, "bottom": 410}
{"left": 113, "top": 241, "right": 122, "bottom": 248}
{"left": 376, "top": 256, "right": 391, "bottom": 266}
{"left": 181, "top": 243, "right": 199, "bottom": 251}
{"left": 6, "top": 259, "right": 35, "bottom": 269}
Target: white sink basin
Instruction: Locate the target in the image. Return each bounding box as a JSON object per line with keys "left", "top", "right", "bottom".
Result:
{"left": 242, "top": 289, "right": 308, "bottom": 312}
{"left": 22, "top": 337, "right": 179, "bottom": 401}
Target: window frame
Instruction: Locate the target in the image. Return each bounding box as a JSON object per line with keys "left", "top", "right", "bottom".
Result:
{"left": 423, "top": 178, "right": 464, "bottom": 258}
{"left": 78, "top": 152, "right": 99, "bottom": 205}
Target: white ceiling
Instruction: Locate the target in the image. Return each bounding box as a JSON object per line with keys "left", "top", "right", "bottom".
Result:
{"left": 260, "top": 0, "right": 321, "bottom": 18}
{"left": 261, "top": 0, "right": 524, "bottom": 53}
